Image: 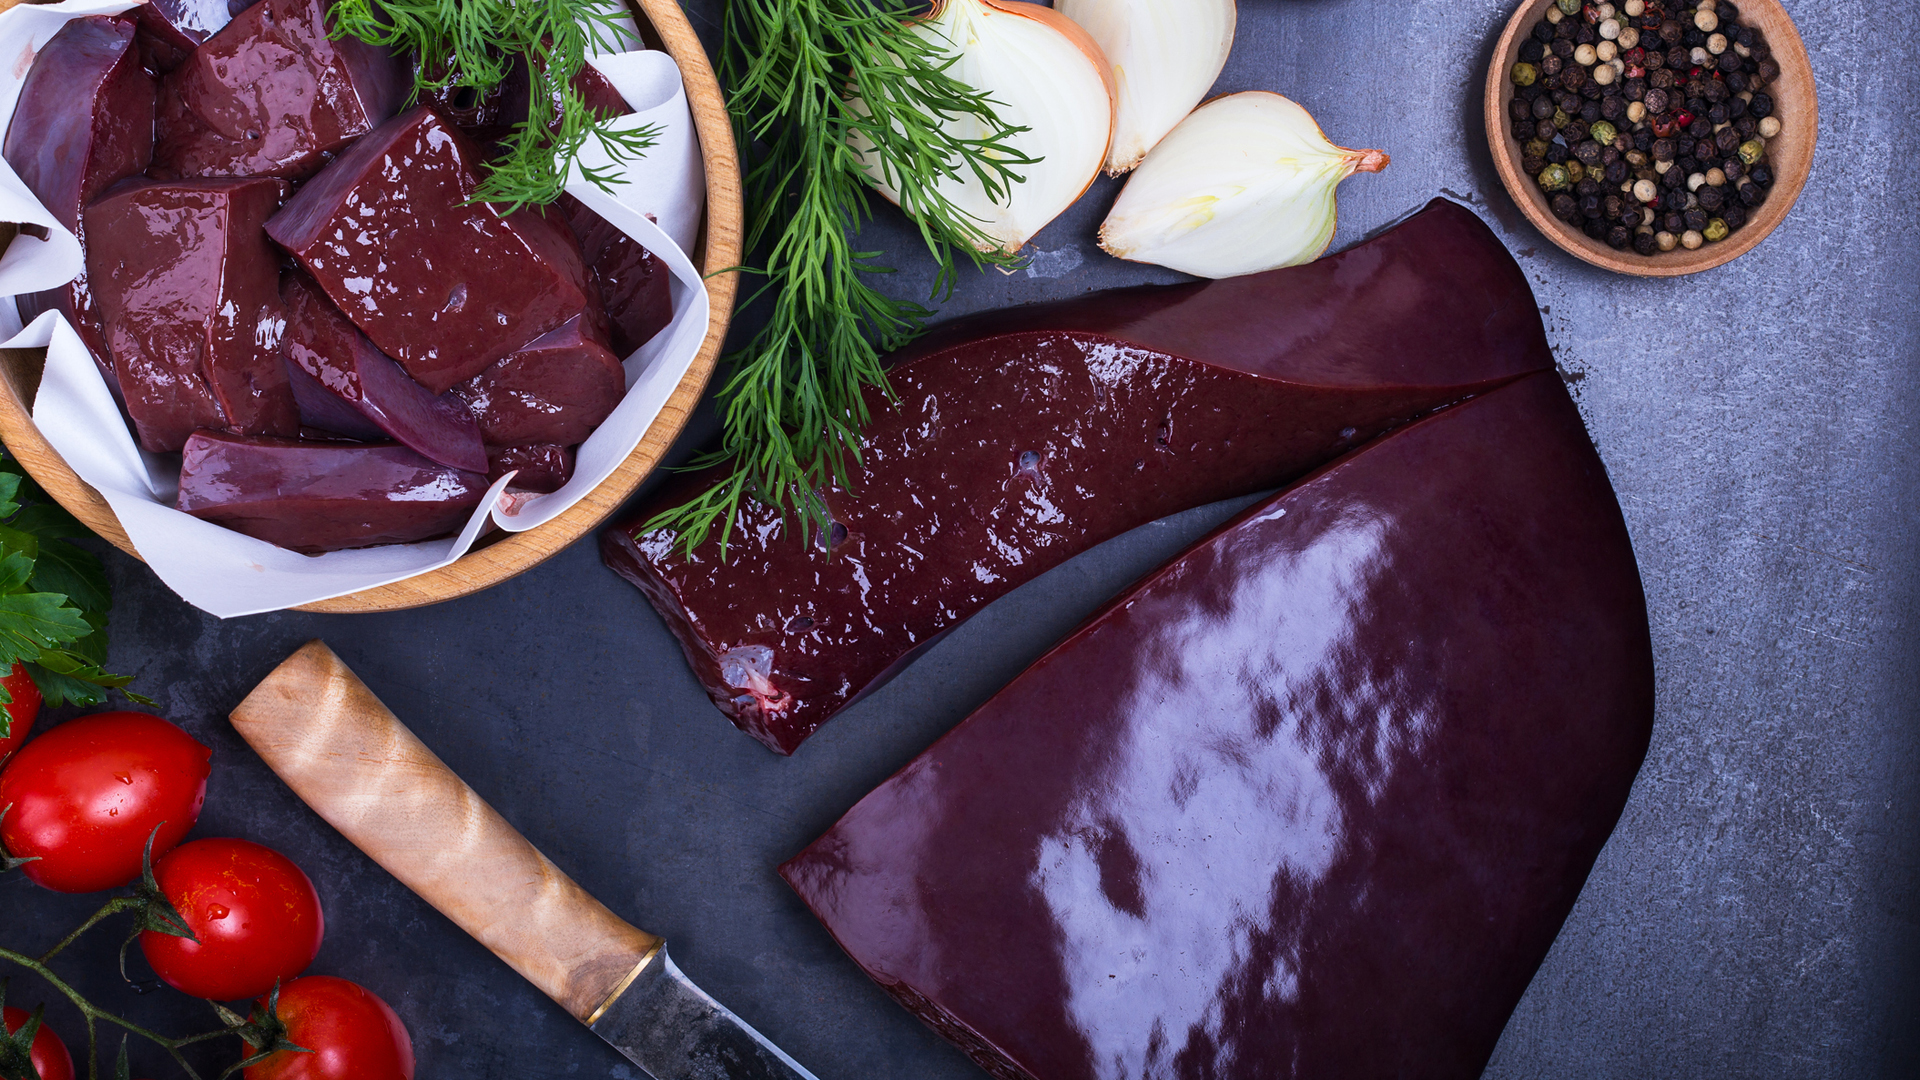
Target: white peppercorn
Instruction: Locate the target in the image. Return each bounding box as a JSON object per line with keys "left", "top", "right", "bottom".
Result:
{"left": 1687, "top": 171, "right": 1707, "bottom": 191}
{"left": 1624, "top": 0, "right": 1644, "bottom": 15}
{"left": 1597, "top": 40, "right": 1619, "bottom": 62}
{"left": 1575, "top": 43, "right": 1597, "bottom": 66}
{"left": 1705, "top": 167, "right": 1726, "bottom": 186}
{"left": 1618, "top": 25, "right": 1640, "bottom": 49}
{"left": 1656, "top": 230, "right": 1678, "bottom": 251}
{"left": 1757, "top": 116, "right": 1781, "bottom": 138}
{"left": 1707, "top": 32, "right": 1728, "bottom": 54}
{"left": 1695, "top": 8, "right": 1718, "bottom": 31}
{"left": 1600, "top": 18, "right": 1621, "bottom": 39}
{"left": 1690, "top": 46, "right": 1710, "bottom": 66}
{"left": 1633, "top": 178, "right": 1657, "bottom": 202}
{"left": 1594, "top": 63, "right": 1617, "bottom": 85}
{"left": 1627, "top": 101, "right": 1647, "bottom": 123}
{"left": 1681, "top": 229, "right": 1704, "bottom": 249}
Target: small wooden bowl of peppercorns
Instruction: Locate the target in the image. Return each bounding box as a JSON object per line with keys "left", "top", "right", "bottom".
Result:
{"left": 1485, "top": 0, "right": 1816, "bottom": 276}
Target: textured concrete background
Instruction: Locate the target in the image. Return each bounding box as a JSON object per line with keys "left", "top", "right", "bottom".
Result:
{"left": 5, "top": 0, "right": 1915, "bottom": 1077}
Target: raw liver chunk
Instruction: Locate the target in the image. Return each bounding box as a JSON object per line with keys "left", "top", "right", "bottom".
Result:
{"left": 447, "top": 312, "right": 624, "bottom": 446}
{"left": 86, "top": 178, "right": 297, "bottom": 452}
{"left": 266, "top": 106, "right": 595, "bottom": 393}
{"left": 153, "top": 0, "right": 406, "bottom": 180}
{"left": 559, "top": 195, "right": 673, "bottom": 357}
{"left": 487, "top": 444, "right": 575, "bottom": 493}
{"left": 177, "top": 431, "right": 487, "bottom": 553}
{"left": 782, "top": 372, "right": 1654, "bottom": 1080}
{"left": 136, "top": 0, "right": 254, "bottom": 72}
{"left": 281, "top": 271, "right": 487, "bottom": 471}
{"left": 602, "top": 199, "right": 1553, "bottom": 754}
{"left": 3, "top": 15, "right": 155, "bottom": 386}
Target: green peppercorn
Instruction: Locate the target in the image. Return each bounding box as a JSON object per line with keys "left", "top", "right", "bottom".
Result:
{"left": 1590, "top": 120, "right": 1619, "bottom": 145}
{"left": 1704, "top": 217, "right": 1730, "bottom": 241}
{"left": 1538, "top": 164, "right": 1573, "bottom": 191}
{"left": 1512, "top": 62, "right": 1539, "bottom": 86}
{"left": 1738, "top": 138, "right": 1766, "bottom": 165}
{"left": 1526, "top": 138, "right": 1552, "bottom": 158}
{"left": 1565, "top": 160, "right": 1588, "bottom": 183}
{"left": 1557, "top": 0, "right": 1581, "bottom": 13}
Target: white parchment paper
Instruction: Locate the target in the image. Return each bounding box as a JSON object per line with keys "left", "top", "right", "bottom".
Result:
{"left": 0, "top": 0, "right": 711, "bottom": 617}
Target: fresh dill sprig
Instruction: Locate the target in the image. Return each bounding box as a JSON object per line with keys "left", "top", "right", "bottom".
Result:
{"left": 644, "top": 0, "right": 1035, "bottom": 557}
{"left": 329, "top": 0, "right": 660, "bottom": 212}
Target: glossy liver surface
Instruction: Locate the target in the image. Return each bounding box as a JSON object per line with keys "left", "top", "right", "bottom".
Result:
{"left": 281, "top": 271, "right": 487, "bottom": 472}
{"left": 176, "top": 431, "right": 486, "bottom": 554}
{"left": 603, "top": 200, "right": 1552, "bottom": 754}
{"left": 448, "top": 312, "right": 625, "bottom": 446}
{"left": 4, "top": 15, "right": 155, "bottom": 382}
{"left": 153, "top": 0, "right": 406, "bottom": 180}
{"left": 266, "top": 106, "right": 594, "bottom": 394}
{"left": 782, "top": 372, "right": 1655, "bottom": 1080}
{"left": 86, "top": 177, "right": 296, "bottom": 452}
{"left": 558, "top": 194, "right": 673, "bottom": 358}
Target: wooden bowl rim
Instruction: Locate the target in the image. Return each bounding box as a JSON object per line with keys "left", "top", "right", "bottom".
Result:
{"left": 1482, "top": 0, "right": 1817, "bottom": 277}
{"left": 0, "top": 0, "right": 742, "bottom": 614}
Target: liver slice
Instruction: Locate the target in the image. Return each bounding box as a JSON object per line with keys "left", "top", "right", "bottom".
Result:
{"left": 781, "top": 372, "right": 1654, "bottom": 1080}
{"left": 281, "top": 271, "right": 488, "bottom": 472}
{"left": 135, "top": 0, "right": 254, "bottom": 72}
{"left": 266, "top": 106, "right": 595, "bottom": 394}
{"left": 601, "top": 200, "right": 1553, "bottom": 754}
{"left": 487, "top": 444, "right": 575, "bottom": 493}
{"left": 446, "top": 312, "right": 625, "bottom": 446}
{"left": 86, "top": 178, "right": 297, "bottom": 452}
{"left": 177, "top": 431, "right": 487, "bottom": 553}
{"left": 3, "top": 15, "right": 155, "bottom": 387}
{"left": 153, "top": 0, "right": 406, "bottom": 180}
{"left": 558, "top": 195, "right": 673, "bottom": 358}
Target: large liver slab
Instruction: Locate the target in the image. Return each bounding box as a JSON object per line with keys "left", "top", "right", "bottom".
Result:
{"left": 266, "top": 106, "right": 596, "bottom": 395}
{"left": 602, "top": 200, "right": 1554, "bottom": 755}
{"left": 153, "top": 0, "right": 405, "bottom": 180}
{"left": 782, "top": 371, "right": 1654, "bottom": 1080}
{"left": 85, "top": 177, "right": 296, "bottom": 453}
{"left": 4, "top": 14, "right": 155, "bottom": 387}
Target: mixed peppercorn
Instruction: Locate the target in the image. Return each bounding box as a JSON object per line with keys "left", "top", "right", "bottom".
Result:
{"left": 1508, "top": 0, "right": 1784, "bottom": 255}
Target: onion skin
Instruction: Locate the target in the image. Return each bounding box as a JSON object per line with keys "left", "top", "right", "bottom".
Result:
{"left": 857, "top": 0, "right": 1116, "bottom": 253}
{"left": 1100, "top": 91, "right": 1389, "bottom": 279}
{"left": 1058, "top": 0, "right": 1237, "bottom": 175}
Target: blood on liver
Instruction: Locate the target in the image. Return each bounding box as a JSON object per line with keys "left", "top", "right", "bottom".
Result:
{"left": 782, "top": 372, "right": 1654, "bottom": 1080}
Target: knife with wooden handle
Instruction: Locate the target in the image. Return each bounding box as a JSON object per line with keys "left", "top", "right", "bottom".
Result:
{"left": 230, "top": 640, "right": 820, "bottom": 1080}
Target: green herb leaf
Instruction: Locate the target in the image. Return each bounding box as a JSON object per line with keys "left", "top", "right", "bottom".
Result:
{"left": 646, "top": 0, "right": 1030, "bottom": 556}
{"left": 0, "top": 473, "right": 21, "bottom": 522}
{"left": 0, "top": 594, "right": 91, "bottom": 669}
{"left": 28, "top": 535, "right": 111, "bottom": 619}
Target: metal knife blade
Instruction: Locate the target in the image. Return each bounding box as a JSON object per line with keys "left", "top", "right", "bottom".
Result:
{"left": 591, "top": 945, "right": 819, "bottom": 1080}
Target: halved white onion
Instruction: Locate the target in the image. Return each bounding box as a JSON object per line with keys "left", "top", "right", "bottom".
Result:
{"left": 1056, "top": 0, "right": 1236, "bottom": 175}
{"left": 1099, "top": 91, "right": 1388, "bottom": 279}
{"left": 852, "top": 0, "right": 1115, "bottom": 253}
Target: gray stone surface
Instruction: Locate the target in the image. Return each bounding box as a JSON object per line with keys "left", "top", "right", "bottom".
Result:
{"left": 4, "top": 0, "right": 1914, "bottom": 1077}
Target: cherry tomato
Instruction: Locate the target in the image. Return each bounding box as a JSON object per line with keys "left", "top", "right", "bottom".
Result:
{"left": 243, "top": 977, "right": 413, "bottom": 1080}
{"left": 141, "top": 838, "right": 325, "bottom": 1001}
{"left": 0, "top": 662, "right": 42, "bottom": 765}
{"left": 0, "top": 712, "right": 211, "bottom": 893}
{"left": 3, "top": 1005, "right": 75, "bottom": 1080}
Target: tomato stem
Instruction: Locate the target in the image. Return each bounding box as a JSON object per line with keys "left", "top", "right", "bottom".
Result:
{"left": 35, "top": 898, "right": 140, "bottom": 965}
{"left": 0, "top": 946, "right": 222, "bottom": 1080}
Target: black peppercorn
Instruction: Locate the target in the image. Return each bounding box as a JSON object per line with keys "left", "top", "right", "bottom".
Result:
{"left": 1726, "top": 70, "right": 1749, "bottom": 93}
{"left": 1603, "top": 194, "right": 1625, "bottom": 218}
{"left": 1547, "top": 141, "right": 1571, "bottom": 164}
{"left": 1607, "top": 225, "right": 1631, "bottom": 249}
{"left": 1651, "top": 137, "right": 1676, "bottom": 161}
{"left": 1537, "top": 119, "right": 1559, "bottom": 141}
{"left": 1645, "top": 47, "right": 1666, "bottom": 70}
{"left": 1738, "top": 181, "right": 1764, "bottom": 206}
{"left": 1520, "top": 39, "right": 1546, "bottom": 64}
{"left": 1715, "top": 127, "right": 1740, "bottom": 153}
{"left": 1644, "top": 87, "right": 1671, "bottom": 113}
{"left": 1522, "top": 153, "right": 1548, "bottom": 175}
{"left": 1717, "top": 50, "right": 1742, "bottom": 73}
{"left": 1667, "top": 46, "right": 1690, "bottom": 69}
{"left": 1576, "top": 176, "right": 1603, "bottom": 197}
{"left": 1561, "top": 66, "right": 1587, "bottom": 90}
{"left": 1552, "top": 36, "right": 1576, "bottom": 59}
{"left": 1580, "top": 193, "right": 1603, "bottom": 218}
{"left": 1556, "top": 90, "right": 1582, "bottom": 111}
{"left": 1582, "top": 100, "right": 1603, "bottom": 122}
{"left": 1752, "top": 43, "right": 1772, "bottom": 62}
{"left": 1552, "top": 192, "right": 1579, "bottom": 220}
{"left": 1676, "top": 135, "right": 1695, "bottom": 157}
{"left": 1681, "top": 27, "right": 1705, "bottom": 47}
{"left": 1583, "top": 217, "right": 1608, "bottom": 240}
{"left": 1625, "top": 77, "right": 1647, "bottom": 100}
{"left": 1510, "top": 97, "right": 1533, "bottom": 121}
{"left": 1698, "top": 185, "right": 1725, "bottom": 212}
{"left": 1688, "top": 117, "right": 1713, "bottom": 138}
{"left": 1574, "top": 139, "right": 1603, "bottom": 165}
{"left": 1735, "top": 25, "right": 1755, "bottom": 46}
{"left": 1734, "top": 115, "right": 1759, "bottom": 137}
{"left": 1605, "top": 159, "right": 1629, "bottom": 184}
{"left": 1660, "top": 19, "right": 1682, "bottom": 43}
{"left": 1581, "top": 79, "right": 1605, "bottom": 100}
{"left": 1542, "top": 53, "right": 1566, "bottom": 77}
{"left": 1704, "top": 77, "right": 1729, "bottom": 102}
{"left": 1513, "top": 119, "right": 1536, "bottom": 140}
{"left": 1575, "top": 21, "right": 1598, "bottom": 44}
{"left": 1722, "top": 204, "right": 1746, "bottom": 229}
{"left": 1685, "top": 93, "right": 1708, "bottom": 114}
{"left": 1749, "top": 92, "right": 1774, "bottom": 119}
{"left": 1757, "top": 58, "right": 1780, "bottom": 84}
{"left": 1663, "top": 211, "right": 1686, "bottom": 232}
{"left": 1633, "top": 129, "right": 1654, "bottom": 151}
{"left": 1556, "top": 17, "right": 1577, "bottom": 39}
{"left": 1722, "top": 157, "right": 1743, "bottom": 180}
{"left": 1532, "top": 19, "right": 1557, "bottom": 43}
{"left": 1662, "top": 165, "right": 1686, "bottom": 189}
{"left": 1720, "top": 2, "right": 1741, "bottom": 20}
{"left": 1749, "top": 163, "right": 1773, "bottom": 187}
{"left": 1684, "top": 207, "right": 1708, "bottom": 232}
{"left": 1707, "top": 102, "right": 1729, "bottom": 125}
{"left": 1727, "top": 92, "right": 1748, "bottom": 117}
{"left": 1634, "top": 230, "right": 1659, "bottom": 255}
{"left": 1531, "top": 95, "right": 1555, "bottom": 120}
{"left": 1565, "top": 119, "right": 1591, "bottom": 143}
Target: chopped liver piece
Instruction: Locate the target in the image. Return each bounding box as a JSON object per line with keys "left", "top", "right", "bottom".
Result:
{"left": 782, "top": 372, "right": 1654, "bottom": 1080}
{"left": 447, "top": 312, "right": 625, "bottom": 446}
{"left": 153, "top": 0, "right": 406, "bottom": 180}
{"left": 281, "top": 271, "right": 488, "bottom": 472}
{"left": 601, "top": 199, "right": 1552, "bottom": 755}
{"left": 558, "top": 195, "right": 673, "bottom": 357}
{"left": 135, "top": 0, "right": 255, "bottom": 72}
{"left": 177, "top": 431, "right": 487, "bottom": 553}
{"left": 487, "top": 444, "right": 575, "bottom": 493}
{"left": 86, "top": 178, "right": 297, "bottom": 452}
{"left": 266, "top": 106, "right": 595, "bottom": 393}
{"left": 3, "top": 15, "right": 155, "bottom": 387}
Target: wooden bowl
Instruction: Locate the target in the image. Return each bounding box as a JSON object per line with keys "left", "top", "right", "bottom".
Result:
{"left": 0, "top": 0, "right": 742, "bottom": 613}
{"left": 1484, "top": 0, "right": 1816, "bottom": 276}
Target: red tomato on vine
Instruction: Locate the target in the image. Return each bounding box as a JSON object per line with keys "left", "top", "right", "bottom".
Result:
{"left": 0, "top": 712, "right": 211, "bottom": 893}
{"left": 2, "top": 1005, "right": 74, "bottom": 1080}
{"left": 141, "top": 838, "right": 325, "bottom": 1001}
{"left": 0, "top": 662, "right": 42, "bottom": 765}
{"left": 242, "top": 977, "right": 414, "bottom": 1080}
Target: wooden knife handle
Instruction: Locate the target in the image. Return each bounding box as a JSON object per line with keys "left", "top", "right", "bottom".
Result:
{"left": 230, "top": 641, "right": 661, "bottom": 1023}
